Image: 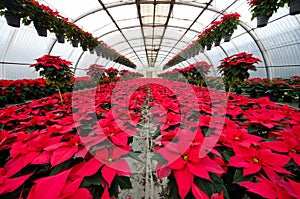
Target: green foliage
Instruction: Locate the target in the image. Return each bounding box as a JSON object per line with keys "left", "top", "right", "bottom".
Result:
{"left": 248, "top": 0, "right": 290, "bottom": 19}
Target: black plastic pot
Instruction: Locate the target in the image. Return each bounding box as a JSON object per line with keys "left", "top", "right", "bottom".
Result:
{"left": 206, "top": 45, "right": 212, "bottom": 51}
{"left": 55, "top": 33, "right": 65, "bottom": 43}
{"left": 81, "top": 44, "right": 88, "bottom": 51}
{"left": 290, "top": 0, "right": 300, "bottom": 15}
{"left": 89, "top": 48, "right": 95, "bottom": 54}
{"left": 34, "top": 25, "right": 47, "bottom": 37}
{"left": 214, "top": 38, "right": 221, "bottom": 46}
{"left": 249, "top": 90, "right": 257, "bottom": 98}
{"left": 4, "top": 13, "right": 21, "bottom": 28}
{"left": 95, "top": 49, "right": 101, "bottom": 56}
{"left": 234, "top": 88, "right": 243, "bottom": 95}
{"left": 257, "top": 15, "right": 270, "bottom": 28}
{"left": 269, "top": 94, "right": 279, "bottom": 102}
{"left": 71, "top": 40, "right": 79, "bottom": 47}
{"left": 0, "top": 100, "right": 6, "bottom": 108}
{"left": 200, "top": 45, "right": 205, "bottom": 53}
{"left": 283, "top": 95, "right": 293, "bottom": 103}
{"left": 224, "top": 34, "right": 232, "bottom": 42}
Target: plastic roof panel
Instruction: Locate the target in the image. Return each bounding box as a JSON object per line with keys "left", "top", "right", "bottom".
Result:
{"left": 40, "top": 0, "right": 100, "bottom": 21}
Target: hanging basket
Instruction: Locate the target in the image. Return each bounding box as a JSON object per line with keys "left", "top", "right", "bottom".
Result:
{"left": 71, "top": 40, "right": 79, "bottom": 47}
{"left": 206, "top": 45, "right": 212, "bottom": 51}
{"left": 34, "top": 25, "right": 47, "bottom": 37}
{"left": 81, "top": 44, "right": 88, "bottom": 51}
{"left": 224, "top": 34, "right": 232, "bottom": 42}
{"left": 195, "top": 47, "right": 200, "bottom": 55}
{"left": 214, "top": 38, "right": 221, "bottom": 46}
{"left": 290, "top": 0, "right": 300, "bottom": 15}
{"left": 89, "top": 48, "right": 95, "bottom": 54}
{"left": 4, "top": 13, "right": 21, "bottom": 28}
{"left": 95, "top": 49, "right": 101, "bottom": 57}
{"left": 55, "top": 33, "right": 65, "bottom": 43}
{"left": 256, "top": 15, "right": 270, "bottom": 28}
{"left": 199, "top": 45, "right": 205, "bottom": 53}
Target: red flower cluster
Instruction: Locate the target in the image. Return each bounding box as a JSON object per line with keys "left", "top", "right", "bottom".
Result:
{"left": 86, "top": 65, "right": 143, "bottom": 84}
{"left": 0, "top": 80, "right": 147, "bottom": 198}
{"left": 159, "top": 62, "right": 212, "bottom": 86}
{"left": 86, "top": 64, "right": 105, "bottom": 78}
{"left": 0, "top": 78, "right": 300, "bottom": 198}
{"left": 0, "top": 77, "right": 96, "bottom": 106}
{"left": 248, "top": 0, "right": 259, "bottom": 5}
{"left": 29, "top": 0, "right": 69, "bottom": 22}
{"left": 30, "top": 55, "right": 72, "bottom": 70}
{"left": 219, "top": 52, "right": 261, "bottom": 70}
{"left": 221, "top": 13, "right": 241, "bottom": 22}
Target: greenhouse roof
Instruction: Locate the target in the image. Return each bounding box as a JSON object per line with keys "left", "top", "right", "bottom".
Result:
{"left": 0, "top": 0, "right": 299, "bottom": 78}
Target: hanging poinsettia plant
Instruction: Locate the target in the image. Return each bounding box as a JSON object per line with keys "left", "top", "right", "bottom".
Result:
{"left": 219, "top": 12, "right": 240, "bottom": 41}
{"left": 218, "top": 52, "right": 261, "bottom": 101}
{"left": 30, "top": 55, "right": 73, "bottom": 102}
{"left": 247, "top": 0, "right": 288, "bottom": 27}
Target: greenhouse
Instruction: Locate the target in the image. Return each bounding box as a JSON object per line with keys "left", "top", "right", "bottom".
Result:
{"left": 0, "top": 0, "right": 300, "bottom": 198}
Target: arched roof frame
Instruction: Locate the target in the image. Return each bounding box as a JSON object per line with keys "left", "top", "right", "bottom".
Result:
{"left": 46, "top": 0, "right": 273, "bottom": 76}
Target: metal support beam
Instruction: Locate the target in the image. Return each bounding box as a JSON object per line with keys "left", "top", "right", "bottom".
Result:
{"left": 98, "top": 0, "right": 144, "bottom": 68}
{"left": 136, "top": 0, "right": 151, "bottom": 67}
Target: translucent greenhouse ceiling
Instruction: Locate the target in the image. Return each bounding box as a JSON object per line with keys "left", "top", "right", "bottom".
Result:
{"left": 0, "top": 0, "right": 300, "bottom": 79}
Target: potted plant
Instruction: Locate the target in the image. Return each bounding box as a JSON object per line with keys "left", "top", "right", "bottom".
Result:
{"left": 51, "top": 16, "right": 69, "bottom": 44}
{"left": 0, "top": 0, "right": 27, "bottom": 27}
{"left": 65, "top": 22, "right": 81, "bottom": 47}
{"left": 247, "top": 0, "right": 287, "bottom": 27}
{"left": 198, "top": 26, "right": 215, "bottom": 50}
{"left": 105, "top": 67, "right": 119, "bottom": 82}
{"left": 219, "top": 12, "right": 240, "bottom": 42}
{"left": 217, "top": 52, "right": 261, "bottom": 101}
{"left": 86, "top": 64, "right": 105, "bottom": 84}
{"left": 211, "top": 21, "right": 222, "bottom": 46}
{"left": 23, "top": 0, "right": 55, "bottom": 37}
{"left": 0, "top": 88, "right": 7, "bottom": 108}
{"left": 30, "top": 55, "right": 73, "bottom": 102}
{"left": 289, "top": 0, "right": 300, "bottom": 15}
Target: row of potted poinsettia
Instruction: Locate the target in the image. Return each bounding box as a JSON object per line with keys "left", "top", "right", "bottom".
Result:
{"left": 248, "top": 0, "right": 300, "bottom": 28}
{"left": 0, "top": 78, "right": 300, "bottom": 198}
{"left": 160, "top": 52, "right": 300, "bottom": 105}
{"left": 235, "top": 77, "right": 300, "bottom": 102}
{"left": 164, "top": 13, "right": 240, "bottom": 68}
{"left": 161, "top": 52, "right": 261, "bottom": 101}
{"left": 158, "top": 61, "right": 213, "bottom": 86}
{"left": 0, "top": 0, "right": 136, "bottom": 68}
{"left": 86, "top": 64, "right": 144, "bottom": 85}
{"left": 0, "top": 56, "right": 143, "bottom": 108}
{"left": 0, "top": 76, "right": 94, "bottom": 107}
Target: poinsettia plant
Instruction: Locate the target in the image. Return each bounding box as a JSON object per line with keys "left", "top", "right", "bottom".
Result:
{"left": 218, "top": 52, "right": 261, "bottom": 101}
{"left": 219, "top": 12, "right": 240, "bottom": 36}
{"left": 86, "top": 64, "right": 105, "bottom": 83}
{"left": 1, "top": 78, "right": 300, "bottom": 198}
{"left": 0, "top": 0, "right": 26, "bottom": 18}
{"left": 247, "top": 0, "right": 288, "bottom": 20}
{"left": 30, "top": 55, "right": 73, "bottom": 102}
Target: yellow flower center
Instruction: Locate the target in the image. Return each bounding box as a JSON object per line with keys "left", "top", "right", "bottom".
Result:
{"left": 291, "top": 148, "right": 296, "bottom": 153}
{"left": 108, "top": 157, "right": 113, "bottom": 162}
{"left": 183, "top": 155, "right": 188, "bottom": 161}
{"left": 252, "top": 158, "right": 259, "bottom": 163}
{"left": 234, "top": 136, "right": 240, "bottom": 141}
